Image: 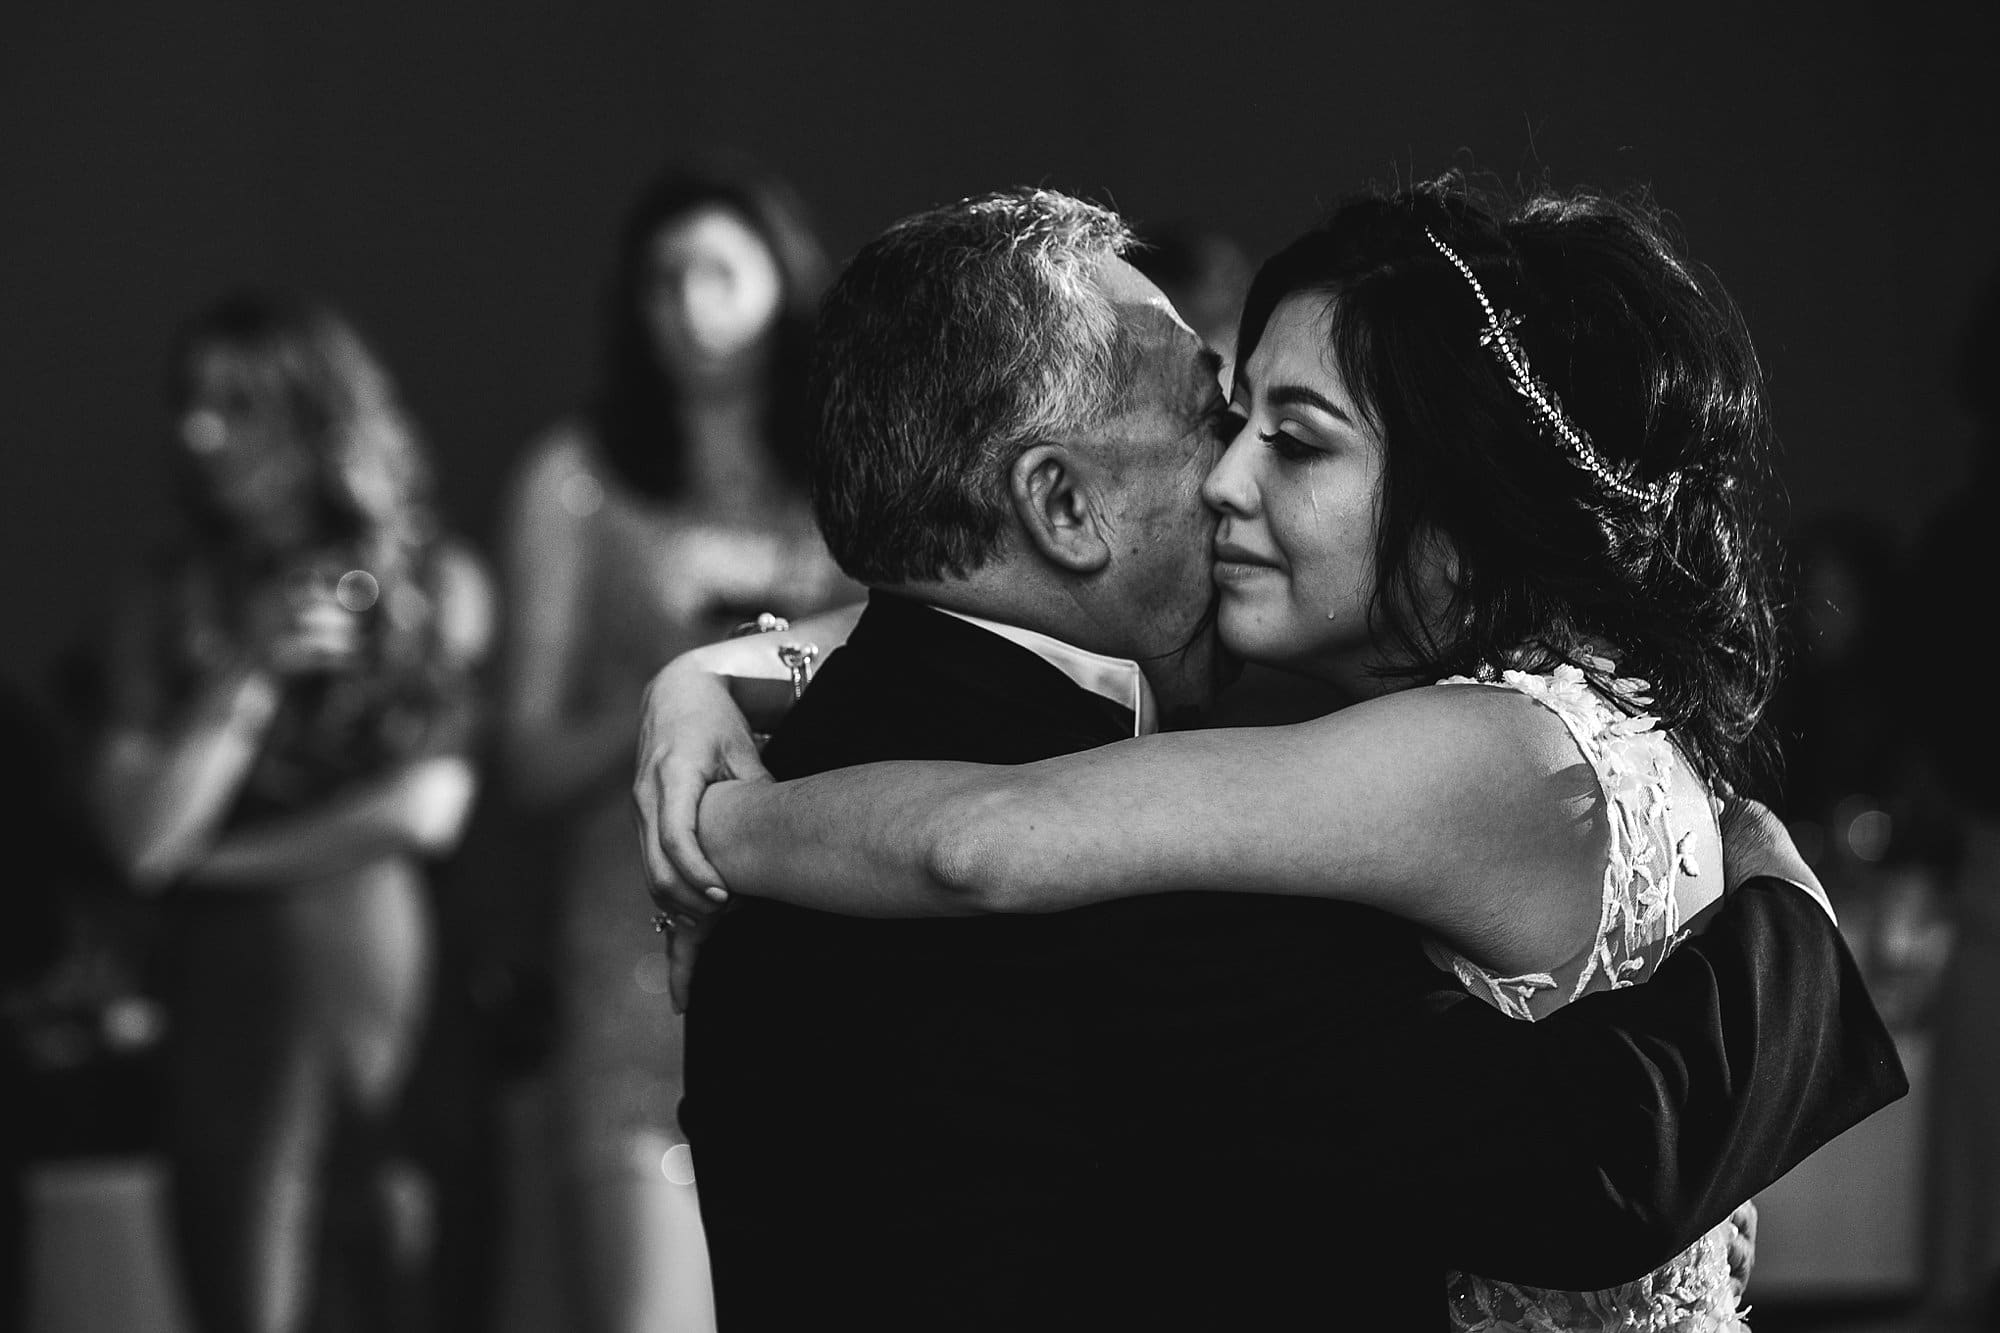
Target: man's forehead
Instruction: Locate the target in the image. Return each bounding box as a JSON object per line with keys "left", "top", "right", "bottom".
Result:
{"left": 1094, "top": 255, "right": 1178, "bottom": 316}
{"left": 1093, "top": 256, "right": 1219, "bottom": 400}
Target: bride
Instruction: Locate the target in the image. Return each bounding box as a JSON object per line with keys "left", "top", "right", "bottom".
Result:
{"left": 642, "top": 176, "right": 1793, "bottom": 1329}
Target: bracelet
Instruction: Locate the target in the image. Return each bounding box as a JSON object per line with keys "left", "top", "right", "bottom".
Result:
{"left": 732, "top": 612, "right": 790, "bottom": 638}
{"left": 776, "top": 641, "right": 819, "bottom": 701}
{"left": 728, "top": 611, "right": 816, "bottom": 697}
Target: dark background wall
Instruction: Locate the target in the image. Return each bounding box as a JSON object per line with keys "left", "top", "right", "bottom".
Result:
{"left": 3, "top": 0, "right": 1993, "bottom": 701}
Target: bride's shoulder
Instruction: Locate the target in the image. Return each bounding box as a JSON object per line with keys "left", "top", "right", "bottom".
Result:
{"left": 1299, "top": 680, "right": 1609, "bottom": 850}
{"left": 1430, "top": 659, "right": 1671, "bottom": 769}
{"left": 1328, "top": 670, "right": 1602, "bottom": 782}
{"left": 1419, "top": 658, "right": 1727, "bottom": 989}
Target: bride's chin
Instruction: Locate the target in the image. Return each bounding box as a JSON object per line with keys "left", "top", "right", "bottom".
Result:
{"left": 1216, "top": 611, "right": 1294, "bottom": 674}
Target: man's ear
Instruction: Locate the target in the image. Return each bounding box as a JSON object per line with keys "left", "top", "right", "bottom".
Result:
{"left": 1009, "top": 443, "right": 1111, "bottom": 575}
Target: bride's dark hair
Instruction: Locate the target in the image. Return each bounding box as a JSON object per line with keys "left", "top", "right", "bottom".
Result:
{"left": 1234, "top": 174, "right": 1782, "bottom": 791}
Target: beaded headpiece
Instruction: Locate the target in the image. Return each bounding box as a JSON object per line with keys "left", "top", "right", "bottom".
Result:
{"left": 1423, "top": 228, "right": 1678, "bottom": 510}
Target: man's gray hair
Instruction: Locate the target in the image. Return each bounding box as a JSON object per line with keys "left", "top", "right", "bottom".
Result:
{"left": 810, "top": 188, "right": 1137, "bottom": 584}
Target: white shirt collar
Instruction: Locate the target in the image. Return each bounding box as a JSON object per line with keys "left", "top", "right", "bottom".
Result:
{"left": 930, "top": 607, "right": 1158, "bottom": 737}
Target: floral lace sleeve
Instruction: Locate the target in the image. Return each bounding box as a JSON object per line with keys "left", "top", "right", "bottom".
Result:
{"left": 1427, "top": 660, "right": 1749, "bottom": 1332}
{"left": 1422, "top": 661, "right": 1700, "bottom": 1019}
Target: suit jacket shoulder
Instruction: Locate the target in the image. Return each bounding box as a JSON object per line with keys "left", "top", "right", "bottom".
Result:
{"left": 762, "top": 591, "right": 1135, "bottom": 777}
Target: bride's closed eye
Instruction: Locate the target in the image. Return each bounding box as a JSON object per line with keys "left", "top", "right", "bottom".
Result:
{"left": 1259, "top": 428, "right": 1319, "bottom": 462}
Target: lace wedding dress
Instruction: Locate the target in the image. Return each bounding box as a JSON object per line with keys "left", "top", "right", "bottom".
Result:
{"left": 1427, "top": 661, "right": 1750, "bottom": 1333}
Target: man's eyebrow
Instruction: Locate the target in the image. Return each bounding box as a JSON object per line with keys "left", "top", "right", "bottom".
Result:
{"left": 1268, "top": 383, "right": 1356, "bottom": 427}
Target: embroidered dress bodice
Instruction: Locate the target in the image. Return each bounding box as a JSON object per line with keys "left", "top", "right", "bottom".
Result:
{"left": 1430, "top": 660, "right": 1748, "bottom": 1333}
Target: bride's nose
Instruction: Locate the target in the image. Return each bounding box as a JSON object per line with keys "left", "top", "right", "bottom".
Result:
{"left": 1201, "top": 434, "right": 1259, "bottom": 517}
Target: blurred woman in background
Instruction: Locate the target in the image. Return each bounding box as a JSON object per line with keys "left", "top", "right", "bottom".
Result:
{"left": 90, "top": 292, "right": 493, "bottom": 1333}
{"left": 498, "top": 157, "right": 852, "bottom": 1333}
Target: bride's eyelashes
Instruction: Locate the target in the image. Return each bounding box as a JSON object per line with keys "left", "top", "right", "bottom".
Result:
{"left": 1259, "top": 429, "right": 1318, "bottom": 462}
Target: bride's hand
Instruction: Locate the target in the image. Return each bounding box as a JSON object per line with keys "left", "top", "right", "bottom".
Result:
{"left": 633, "top": 660, "right": 771, "bottom": 923}
{"left": 1717, "top": 794, "right": 1834, "bottom": 922}
{"left": 658, "top": 904, "right": 723, "bottom": 1016}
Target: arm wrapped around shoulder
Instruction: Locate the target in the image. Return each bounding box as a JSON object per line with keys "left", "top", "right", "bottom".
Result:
{"left": 923, "top": 782, "right": 1072, "bottom": 914}
{"left": 1389, "top": 875, "right": 1906, "bottom": 1290}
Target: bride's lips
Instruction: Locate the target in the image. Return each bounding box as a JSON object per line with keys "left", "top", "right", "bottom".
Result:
{"left": 1212, "top": 540, "right": 1278, "bottom": 585}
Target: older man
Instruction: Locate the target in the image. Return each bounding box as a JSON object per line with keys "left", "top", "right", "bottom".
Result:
{"left": 638, "top": 189, "right": 1903, "bottom": 1329}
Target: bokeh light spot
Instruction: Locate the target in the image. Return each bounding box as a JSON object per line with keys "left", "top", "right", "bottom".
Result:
{"left": 1846, "top": 809, "right": 1892, "bottom": 863}
{"left": 336, "top": 569, "right": 380, "bottom": 612}
{"left": 633, "top": 952, "right": 672, "bottom": 995}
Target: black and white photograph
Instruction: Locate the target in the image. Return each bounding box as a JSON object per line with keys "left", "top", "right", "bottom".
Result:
{"left": 2, "top": 3, "right": 1993, "bottom": 1330}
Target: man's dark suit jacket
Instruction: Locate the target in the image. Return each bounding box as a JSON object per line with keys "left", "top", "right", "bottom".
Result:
{"left": 683, "top": 592, "right": 1906, "bottom": 1331}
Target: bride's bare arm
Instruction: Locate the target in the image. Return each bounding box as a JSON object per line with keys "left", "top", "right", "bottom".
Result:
{"left": 668, "top": 604, "right": 863, "bottom": 727}
{"left": 633, "top": 603, "right": 863, "bottom": 909}
{"left": 698, "top": 683, "right": 1610, "bottom": 978}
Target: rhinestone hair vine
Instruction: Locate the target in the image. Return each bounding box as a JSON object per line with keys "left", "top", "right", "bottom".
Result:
{"left": 1422, "top": 227, "right": 1679, "bottom": 510}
